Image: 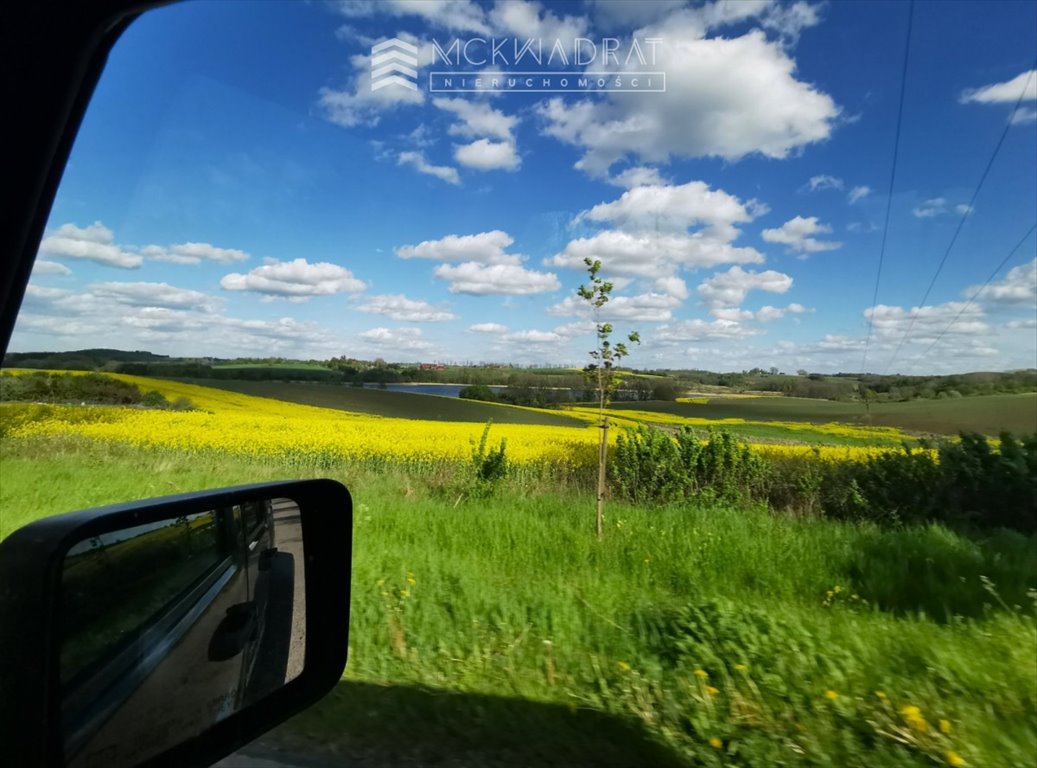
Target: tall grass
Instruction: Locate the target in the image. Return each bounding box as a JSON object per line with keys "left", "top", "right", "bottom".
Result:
{"left": 2, "top": 436, "right": 1035, "bottom": 766}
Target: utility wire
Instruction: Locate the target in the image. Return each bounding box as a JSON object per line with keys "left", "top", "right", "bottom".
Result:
{"left": 861, "top": 0, "right": 914, "bottom": 374}
{"left": 884, "top": 63, "right": 1037, "bottom": 373}
{"left": 915, "top": 222, "right": 1036, "bottom": 362}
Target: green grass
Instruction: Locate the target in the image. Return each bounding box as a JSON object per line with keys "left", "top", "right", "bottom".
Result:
{"left": 175, "top": 378, "right": 587, "bottom": 427}
{"left": 2, "top": 436, "right": 1034, "bottom": 767}
{"left": 612, "top": 393, "right": 1037, "bottom": 436}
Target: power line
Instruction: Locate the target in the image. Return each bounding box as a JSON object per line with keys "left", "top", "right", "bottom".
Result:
{"left": 861, "top": 0, "right": 914, "bottom": 374}
{"left": 914, "top": 222, "right": 1036, "bottom": 362}
{"left": 884, "top": 63, "right": 1037, "bottom": 373}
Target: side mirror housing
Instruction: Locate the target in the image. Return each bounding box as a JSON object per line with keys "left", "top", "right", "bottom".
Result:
{"left": 0, "top": 479, "right": 352, "bottom": 768}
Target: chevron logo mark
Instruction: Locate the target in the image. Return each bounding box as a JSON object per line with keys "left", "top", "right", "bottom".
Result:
{"left": 370, "top": 38, "right": 418, "bottom": 92}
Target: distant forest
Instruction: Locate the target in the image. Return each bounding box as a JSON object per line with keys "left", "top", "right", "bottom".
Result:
{"left": 2, "top": 349, "right": 1034, "bottom": 403}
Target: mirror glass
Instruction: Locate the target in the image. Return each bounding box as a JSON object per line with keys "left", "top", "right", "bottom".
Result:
{"left": 60, "top": 497, "right": 306, "bottom": 768}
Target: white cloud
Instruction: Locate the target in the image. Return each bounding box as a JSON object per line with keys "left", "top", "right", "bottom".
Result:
{"left": 864, "top": 302, "right": 990, "bottom": 340}
{"left": 549, "top": 231, "right": 764, "bottom": 279}
{"left": 318, "top": 30, "right": 427, "bottom": 129}
{"left": 336, "top": 0, "right": 492, "bottom": 34}
{"left": 504, "top": 329, "right": 564, "bottom": 344}
{"left": 469, "top": 322, "right": 509, "bottom": 333}
{"left": 912, "top": 197, "right": 947, "bottom": 218}
{"left": 960, "top": 69, "right": 1037, "bottom": 104}
{"left": 360, "top": 326, "right": 435, "bottom": 351}
{"left": 537, "top": 22, "right": 838, "bottom": 176}
{"left": 220, "top": 258, "right": 367, "bottom": 298}
{"left": 433, "top": 97, "right": 517, "bottom": 141}
{"left": 397, "top": 150, "right": 461, "bottom": 184}
{"left": 141, "top": 242, "right": 249, "bottom": 265}
{"left": 847, "top": 185, "right": 871, "bottom": 204}
{"left": 547, "top": 180, "right": 766, "bottom": 284}
{"left": 697, "top": 265, "right": 793, "bottom": 309}
{"left": 358, "top": 293, "right": 456, "bottom": 321}
{"left": 761, "top": 215, "right": 841, "bottom": 255}
{"left": 434, "top": 262, "right": 560, "bottom": 295}
{"left": 454, "top": 138, "right": 521, "bottom": 171}
{"left": 655, "top": 317, "right": 761, "bottom": 342}
{"left": 968, "top": 258, "right": 1036, "bottom": 307}
{"left": 587, "top": 0, "right": 689, "bottom": 27}
{"left": 755, "top": 302, "right": 809, "bottom": 322}
{"left": 608, "top": 166, "right": 669, "bottom": 188}
{"left": 547, "top": 291, "right": 681, "bottom": 322}
{"left": 579, "top": 180, "right": 766, "bottom": 238}
{"left": 38, "top": 222, "right": 142, "bottom": 269}
{"left": 954, "top": 203, "right": 974, "bottom": 216}
{"left": 31, "top": 260, "right": 72, "bottom": 277}
{"left": 488, "top": 0, "right": 589, "bottom": 50}
{"left": 807, "top": 174, "right": 843, "bottom": 191}
{"left": 15, "top": 281, "right": 343, "bottom": 358}
{"left": 90, "top": 282, "right": 223, "bottom": 312}
{"left": 1010, "top": 107, "right": 1037, "bottom": 125}
{"left": 396, "top": 230, "right": 519, "bottom": 264}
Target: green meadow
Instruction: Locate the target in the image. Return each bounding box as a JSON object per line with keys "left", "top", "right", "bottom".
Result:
{"left": 2, "top": 435, "right": 1034, "bottom": 767}
{"left": 611, "top": 393, "right": 1037, "bottom": 436}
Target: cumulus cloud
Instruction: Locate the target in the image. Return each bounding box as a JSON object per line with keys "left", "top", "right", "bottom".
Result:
{"left": 959, "top": 69, "right": 1036, "bottom": 104}
{"left": 537, "top": 18, "right": 838, "bottom": 176}
{"left": 15, "top": 281, "right": 342, "bottom": 357}
{"left": 31, "top": 260, "right": 72, "bottom": 277}
{"left": 37, "top": 221, "right": 252, "bottom": 271}
{"left": 548, "top": 291, "right": 681, "bottom": 322}
{"left": 864, "top": 302, "right": 990, "bottom": 341}
{"left": 468, "top": 322, "right": 509, "bottom": 333}
{"left": 697, "top": 266, "right": 793, "bottom": 310}
{"left": 608, "top": 166, "right": 669, "bottom": 188}
{"left": 755, "top": 302, "right": 809, "bottom": 322}
{"left": 547, "top": 180, "right": 766, "bottom": 289}
{"left": 433, "top": 97, "right": 517, "bottom": 141}
{"left": 454, "top": 138, "right": 521, "bottom": 171}
{"left": 358, "top": 293, "right": 456, "bottom": 321}
{"left": 398, "top": 150, "right": 461, "bottom": 184}
{"left": 360, "top": 326, "right": 434, "bottom": 351}
{"left": 761, "top": 215, "right": 841, "bottom": 255}
{"left": 433, "top": 262, "right": 560, "bottom": 295}
{"left": 142, "top": 242, "right": 248, "bottom": 265}
{"left": 968, "top": 258, "right": 1037, "bottom": 307}
{"left": 655, "top": 317, "right": 761, "bottom": 342}
{"left": 38, "top": 222, "right": 142, "bottom": 269}
{"left": 396, "top": 230, "right": 519, "bottom": 264}
{"left": 90, "top": 282, "right": 224, "bottom": 312}
{"left": 220, "top": 258, "right": 367, "bottom": 299}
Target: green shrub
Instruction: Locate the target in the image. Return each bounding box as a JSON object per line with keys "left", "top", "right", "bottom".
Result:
{"left": 611, "top": 425, "right": 768, "bottom": 504}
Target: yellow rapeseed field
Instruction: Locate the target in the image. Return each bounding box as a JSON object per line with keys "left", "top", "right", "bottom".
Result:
{"left": 1, "top": 372, "right": 899, "bottom": 466}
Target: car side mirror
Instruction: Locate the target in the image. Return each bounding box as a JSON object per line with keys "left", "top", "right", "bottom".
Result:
{"left": 0, "top": 479, "right": 352, "bottom": 768}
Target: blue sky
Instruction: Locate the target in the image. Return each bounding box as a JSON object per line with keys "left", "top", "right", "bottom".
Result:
{"left": 12, "top": 0, "right": 1037, "bottom": 373}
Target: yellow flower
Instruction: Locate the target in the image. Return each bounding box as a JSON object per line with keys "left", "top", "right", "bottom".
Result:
{"left": 399, "top": 589, "right": 410, "bottom": 598}
{"left": 406, "top": 577, "right": 417, "bottom": 585}
{"left": 939, "top": 719, "right": 952, "bottom": 735}
{"left": 706, "top": 686, "right": 719, "bottom": 696}
{"left": 834, "top": 585, "right": 842, "bottom": 593}
{"left": 945, "top": 751, "right": 965, "bottom": 767}
{"left": 734, "top": 664, "right": 747, "bottom": 672}
{"left": 617, "top": 661, "right": 631, "bottom": 672}
{"left": 900, "top": 705, "right": 921, "bottom": 718}
{"left": 824, "top": 690, "right": 838, "bottom": 700}
{"left": 875, "top": 691, "right": 887, "bottom": 699}
{"left": 694, "top": 669, "right": 709, "bottom": 678}
{"left": 709, "top": 738, "right": 723, "bottom": 749}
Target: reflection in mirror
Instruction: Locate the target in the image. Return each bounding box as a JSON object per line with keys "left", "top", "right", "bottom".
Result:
{"left": 60, "top": 497, "right": 305, "bottom": 768}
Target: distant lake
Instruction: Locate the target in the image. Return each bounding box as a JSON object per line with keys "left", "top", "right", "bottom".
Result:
{"left": 362, "top": 383, "right": 509, "bottom": 398}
